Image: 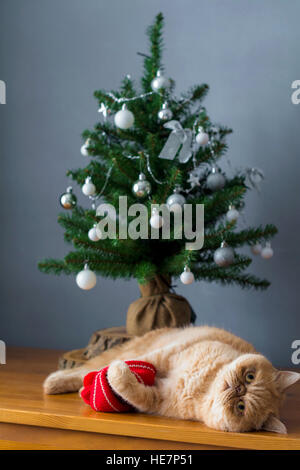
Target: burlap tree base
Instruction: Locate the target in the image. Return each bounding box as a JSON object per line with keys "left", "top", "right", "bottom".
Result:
{"left": 126, "top": 275, "right": 192, "bottom": 336}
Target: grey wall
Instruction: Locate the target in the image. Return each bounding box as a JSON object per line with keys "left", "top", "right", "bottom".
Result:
{"left": 0, "top": 0, "right": 299, "bottom": 367}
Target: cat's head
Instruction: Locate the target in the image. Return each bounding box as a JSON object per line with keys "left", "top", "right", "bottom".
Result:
{"left": 204, "top": 353, "right": 300, "bottom": 433}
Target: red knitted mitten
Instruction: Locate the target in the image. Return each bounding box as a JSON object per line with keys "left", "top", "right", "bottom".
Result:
{"left": 80, "top": 360, "right": 156, "bottom": 412}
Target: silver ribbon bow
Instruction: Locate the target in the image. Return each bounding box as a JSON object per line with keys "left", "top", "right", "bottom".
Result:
{"left": 246, "top": 167, "right": 264, "bottom": 192}
{"left": 158, "top": 120, "right": 193, "bottom": 163}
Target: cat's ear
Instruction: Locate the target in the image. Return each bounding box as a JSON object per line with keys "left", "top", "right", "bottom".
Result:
{"left": 262, "top": 415, "right": 287, "bottom": 434}
{"left": 276, "top": 370, "right": 300, "bottom": 392}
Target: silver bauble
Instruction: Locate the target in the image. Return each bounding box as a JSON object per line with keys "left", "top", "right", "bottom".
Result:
{"left": 151, "top": 70, "right": 170, "bottom": 91}
{"left": 132, "top": 173, "right": 151, "bottom": 198}
{"left": 166, "top": 189, "right": 186, "bottom": 212}
{"left": 214, "top": 242, "right": 235, "bottom": 267}
{"left": 207, "top": 167, "right": 225, "bottom": 191}
{"left": 158, "top": 102, "right": 173, "bottom": 121}
{"left": 60, "top": 186, "right": 77, "bottom": 209}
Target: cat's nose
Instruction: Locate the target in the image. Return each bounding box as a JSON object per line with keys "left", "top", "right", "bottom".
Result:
{"left": 235, "top": 384, "right": 246, "bottom": 396}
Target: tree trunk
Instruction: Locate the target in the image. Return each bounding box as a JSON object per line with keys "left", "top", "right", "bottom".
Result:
{"left": 126, "top": 275, "right": 192, "bottom": 336}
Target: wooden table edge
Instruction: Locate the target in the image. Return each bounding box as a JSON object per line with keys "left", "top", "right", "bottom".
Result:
{"left": 0, "top": 408, "right": 299, "bottom": 450}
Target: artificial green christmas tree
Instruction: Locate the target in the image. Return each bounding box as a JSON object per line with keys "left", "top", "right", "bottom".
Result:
{"left": 39, "top": 13, "right": 277, "bottom": 336}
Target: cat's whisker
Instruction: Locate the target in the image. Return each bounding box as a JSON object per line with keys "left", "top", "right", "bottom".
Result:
{"left": 182, "top": 395, "right": 193, "bottom": 402}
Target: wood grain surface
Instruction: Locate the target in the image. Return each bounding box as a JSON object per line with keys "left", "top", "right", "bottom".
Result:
{"left": 0, "top": 347, "right": 299, "bottom": 450}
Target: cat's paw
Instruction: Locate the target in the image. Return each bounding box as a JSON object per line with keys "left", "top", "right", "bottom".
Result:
{"left": 107, "top": 360, "right": 137, "bottom": 396}
{"left": 43, "top": 370, "right": 83, "bottom": 395}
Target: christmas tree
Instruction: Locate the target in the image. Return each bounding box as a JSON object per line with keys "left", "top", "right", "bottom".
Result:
{"left": 38, "top": 13, "right": 277, "bottom": 336}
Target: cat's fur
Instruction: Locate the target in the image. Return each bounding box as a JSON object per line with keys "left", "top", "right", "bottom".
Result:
{"left": 44, "top": 326, "right": 300, "bottom": 433}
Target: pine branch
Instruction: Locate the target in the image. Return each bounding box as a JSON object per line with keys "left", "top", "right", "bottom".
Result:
{"left": 193, "top": 267, "right": 270, "bottom": 290}
{"left": 65, "top": 250, "right": 135, "bottom": 277}
{"left": 38, "top": 259, "right": 72, "bottom": 275}
{"left": 193, "top": 185, "right": 246, "bottom": 224}
{"left": 195, "top": 254, "right": 252, "bottom": 272}
{"left": 72, "top": 236, "right": 145, "bottom": 262}
{"left": 174, "top": 84, "right": 210, "bottom": 116}
{"left": 160, "top": 249, "right": 198, "bottom": 276}
{"left": 224, "top": 225, "right": 278, "bottom": 248}
{"left": 203, "top": 221, "right": 237, "bottom": 248}
{"left": 154, "top": 167, "right": 182, "bottom": 204}
{"left": 142, "top": 13, "right": 164, "bottom": 92}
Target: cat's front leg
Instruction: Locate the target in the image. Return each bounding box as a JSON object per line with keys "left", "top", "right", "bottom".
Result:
{"left": 107, "top": 360, "right": 161, "bottom": 413}
{"left": 43, "top": 367, "right": 89, "bottom": 394}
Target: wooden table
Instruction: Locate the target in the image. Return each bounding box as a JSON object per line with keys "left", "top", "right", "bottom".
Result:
{"left": 0, "top": 347, "right": 299, "bottom": 450}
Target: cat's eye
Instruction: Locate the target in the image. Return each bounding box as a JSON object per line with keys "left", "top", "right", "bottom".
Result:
{"left": 237, "top": 400, "right": 245, "bottom": 413}
{"left": 245, "top": 372, "right": 255, "bottom": 384}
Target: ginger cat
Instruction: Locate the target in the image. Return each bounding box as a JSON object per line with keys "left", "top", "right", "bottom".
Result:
{"left": 44, "top": 326, "right": 300, "bottom": 433}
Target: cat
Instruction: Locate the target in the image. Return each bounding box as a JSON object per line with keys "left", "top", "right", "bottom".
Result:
{"left": 43, "top": 325, "right": 300, "bottom": 434}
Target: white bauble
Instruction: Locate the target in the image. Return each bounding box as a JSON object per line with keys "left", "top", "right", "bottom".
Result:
{"left": 82, "top": 177, "right": 96, "bottom": 196}
{"left": 180, "top": 267, "right": 195, "bottom": 285}
{"left": 251, "top": 244, "right": 262, "bottom": 255}
{"left": 82, "top": 182, "right": 96, "bottom": 196}
{"left": 207, "top": 167, "right": 225, "bottom": 191}
{"left": 88, "top": 226, "right": 100, "bottom": 242}
{"left": 261, "top": 244, "right": 274, "bottom": 259}
{"left": 226, "top": 206, "right": 239, "bottom": 223}
{"left": 95, "top": 223, "right": 103, "bottom": 240}
{"left": 81, "top": 144, "right": 89, "bottom": 156}
{"left": 150, "top": 212, "right": 164, "bottom": 229}
{"left": 151, "top": 70, "right": 170, "bottom": 91}
{"left": 214, "top": 242, "right": 235, "bottom": 267}
{"left": 76, "top": 265, "right": 97, "bottom": 290}
{"left": 81, "top": 139, "right": 90, "bottom": 156}
{"left": 114, "top": 104, "right": 134, "bottom": 130}
{"left": 196, "top": 131, "right": 209, "bottom": 146}
{"left": 166, "top": 191, "right": 186, "bottom": 213}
